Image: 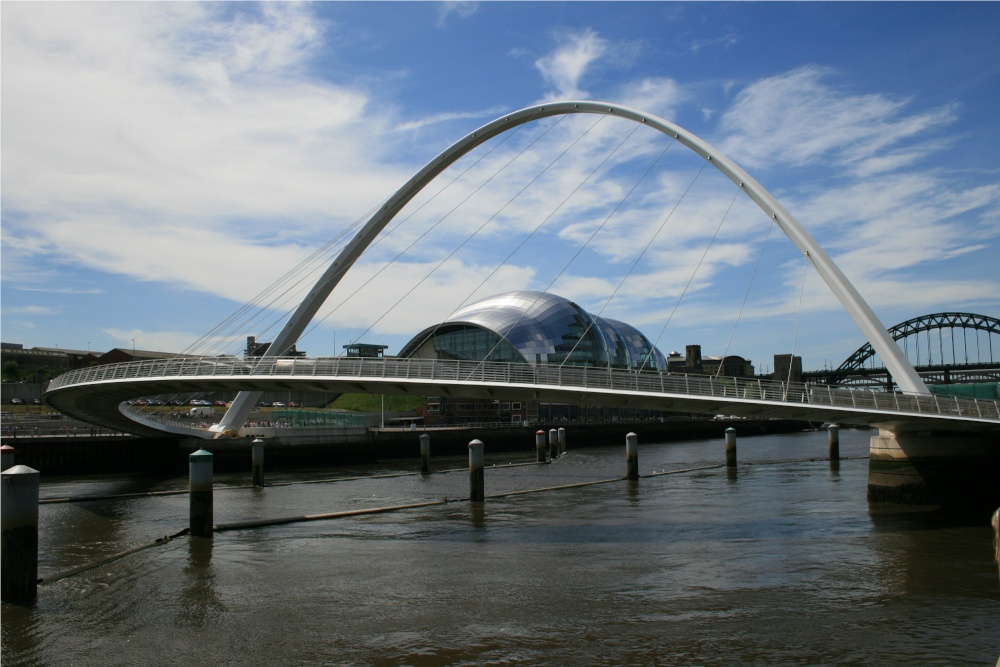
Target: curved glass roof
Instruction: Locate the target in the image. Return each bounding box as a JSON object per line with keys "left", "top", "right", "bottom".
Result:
{"left": 399, "top": 291, "right": 667, "bottom": 370}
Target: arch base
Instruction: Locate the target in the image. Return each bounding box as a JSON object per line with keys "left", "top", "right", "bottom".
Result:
{"left": 868, "top": 430, "right": 999, "bottom": 509}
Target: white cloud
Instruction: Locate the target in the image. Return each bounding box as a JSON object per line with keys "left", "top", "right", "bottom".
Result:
{"left": 1, "top": 2, "right": 413, "bottom": 298}
{"left": 535, "top": 29, "right": 607, "bottom": 100}
{"left": 718, "top": 66, "right": 957, "bottom": 175}
{"left": 4, "top": 305, "right": 59, "bottom": 316}
{"left": 690, "top": 32, "right": 739, "bottom": 54}
{"left": 436, "top": 2, "right": 479, "bottom": 28}
{"left": 619, "top": 77, "right": 686, "bottom": 122}
{"left": 3, "top": 7, "right": 997, "bottom": 368}
{"left": 103, "top": 328, "right": 202, "bottom": 354}
{"left": 395, "top": 106, "right": 509, "bottom": 133}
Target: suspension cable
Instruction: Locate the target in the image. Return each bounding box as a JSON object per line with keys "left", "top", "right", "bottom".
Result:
{"left": 300, "top": 115, "right": 548, "bottom": 345}
{"left": 348, "top": 113, "right": 609, "bottom": 346}
{"left": 408, "top": 119, "right": 651, "bottom": 367}
{"left": 470, "top": 127, "right": 677, "bottom": 371}
{"left": 786, "top": 252, "right": 809, "bottom": 388}
{"left": 181, "top": 114, "right": 541, "bottom": 361}
{"left": 602, "top": 160, "right": 725, "bottom": 376}
{"left": 714, "top": 207, "right": 776, "bottom": 379}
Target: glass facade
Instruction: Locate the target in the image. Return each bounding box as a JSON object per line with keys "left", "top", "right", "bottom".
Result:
{"left": 399, "top": 291, "right": 667, "bottom": 370}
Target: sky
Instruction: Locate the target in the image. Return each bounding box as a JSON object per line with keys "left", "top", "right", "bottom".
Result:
{"left": 2, "top": 1, "right": 999, "bottom": 374}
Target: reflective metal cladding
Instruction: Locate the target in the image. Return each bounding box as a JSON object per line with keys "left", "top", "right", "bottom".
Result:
{"left": 399, "top": 291, "right": 667, "bottom": 370}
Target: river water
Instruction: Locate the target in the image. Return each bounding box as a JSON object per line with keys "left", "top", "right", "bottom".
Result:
{"left": 2, "top": 429, "right": 998, "bottom": 666}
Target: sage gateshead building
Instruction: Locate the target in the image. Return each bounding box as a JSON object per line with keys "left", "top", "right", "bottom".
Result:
{"left": 398, "top": 291, "right": 668, "bottom": 371}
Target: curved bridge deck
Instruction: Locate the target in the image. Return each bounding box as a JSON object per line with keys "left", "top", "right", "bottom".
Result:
{"left": 44, "top": 357, "right": 1000, "bottom": 439}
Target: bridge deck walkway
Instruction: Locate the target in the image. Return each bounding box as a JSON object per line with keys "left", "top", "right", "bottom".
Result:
{"left": 44, "top": 357, "right": 1000, "bottom": 439}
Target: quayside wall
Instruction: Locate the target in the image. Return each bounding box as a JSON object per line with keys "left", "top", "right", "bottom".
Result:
{"left": 2, "top": 418, "right": 814, "bottom": 475}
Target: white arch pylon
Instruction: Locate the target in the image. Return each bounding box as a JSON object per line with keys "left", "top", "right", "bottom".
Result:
{"left": 212, "top": 100, "right": 928, "bottom": 436}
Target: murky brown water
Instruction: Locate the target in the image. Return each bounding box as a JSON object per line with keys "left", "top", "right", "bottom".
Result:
{"left": 3, "top": 429, "right": 999, "bottom": 666}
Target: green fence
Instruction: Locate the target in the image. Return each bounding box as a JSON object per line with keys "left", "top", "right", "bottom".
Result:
{"left": 928, "top": 383, "right": 1000, "bottom": 400}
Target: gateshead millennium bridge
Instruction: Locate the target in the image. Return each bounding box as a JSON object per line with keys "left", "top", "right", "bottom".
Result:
{"left": 42, "top": 101, "right": 1000, "bottom": 503}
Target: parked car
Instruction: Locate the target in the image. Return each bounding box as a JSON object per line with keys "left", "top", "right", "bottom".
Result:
{"left": 272, "top": 402, "right": 286, "bottom": 408}
{"left": 10, "top": 398, "right": 23, "bottom": 405}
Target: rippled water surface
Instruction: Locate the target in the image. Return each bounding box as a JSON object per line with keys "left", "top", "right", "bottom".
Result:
{"left": 3, "top": 429, "right": 999, "bottom": 666}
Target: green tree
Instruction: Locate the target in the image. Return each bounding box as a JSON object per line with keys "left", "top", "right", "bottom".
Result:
{"left": 2, "top": 360, "right": 21, "bottom": 382}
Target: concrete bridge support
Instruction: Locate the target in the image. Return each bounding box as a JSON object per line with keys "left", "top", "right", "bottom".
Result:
{"left": 868, "top": 430, "right": 999, "bottom": 509}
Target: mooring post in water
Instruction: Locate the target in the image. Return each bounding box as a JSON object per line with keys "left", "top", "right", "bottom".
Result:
{"left": 251, "top": 438, "right": 265, "bottom": 487}
{"left": 189, "top": 449, "right": 214, "bottom": 538}
{"left": 626, "top": 432, "right": 639, "bottom": 481}
{"left": 468, "top": 439, "right": 485, "bottom": 502}
{"left": 419, "top": 433, "right": 430, "bottom": 474}
{"left": 549, "top": 428, "right": 559, "bottom": 460}
{"left": 1, "top": 465, "right": 39, "bottom": 603}
{"left": 0, "top": 444, "right": 15, "bottom": 471}
{"left": 827, "top": 424, "right": 840, "bottom": 461}
{"left": 725, "top": 428, "right": 737, "bottom": 468}
{"left": 558, "top": 427, "right": 566, "bottom": 456}
{"left": 535, "top": 430, "right": 547, "bottom": 463}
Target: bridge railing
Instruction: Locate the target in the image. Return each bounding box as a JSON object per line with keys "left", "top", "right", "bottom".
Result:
{"left": 45, "top": 355, "right": 1000, "bottom": 423}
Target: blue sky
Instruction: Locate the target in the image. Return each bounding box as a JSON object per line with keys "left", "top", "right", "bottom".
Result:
{"left": 2, "top": 2, "right": 998, "bottom": 373}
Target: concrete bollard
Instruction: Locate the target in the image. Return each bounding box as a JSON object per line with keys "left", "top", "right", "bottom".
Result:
{"left": 468, "top": 439, "right": 485, "bottom": 502}
{"left": 626, "top": 432, "right": 639, "bottom": 481}
{"left": 251, "top": 438, "right": 265, "bottom": 487}
{"left": 189, "top": 449, "right": 214, "bottom": 538}
{"left": 558, "top": 427, "right": 566, "bottom": 456}
{"left": 420, "top": 433, "right": 431, "bottom": 474}
{"left": 725, "top": 428, "right": 737, "bottom": 468}
{"left": 828, "top": 424, "right": 840, "bottom": 461}
{"left": 549, "top": 428, "right": 559, "bottom": 460}
{"left": 1, "top": 444, "right": 16, "bottom": 471}
{"left": 535, "top": 430, "right": 547, "bottom": 463}
{"left": 1, "top": 465, "right": 39, "bottom": 603}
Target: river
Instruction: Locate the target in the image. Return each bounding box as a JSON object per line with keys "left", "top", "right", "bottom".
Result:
{"left": 2, "top": 428, "right": 998, "bottom": 666}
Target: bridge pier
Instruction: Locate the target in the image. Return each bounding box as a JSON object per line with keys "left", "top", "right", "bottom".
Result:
{"left": 868, "top": 430, "right": 1000, "bottom": 508}
{"left": 420, "top": 433, "right": 431, "bottom": 473}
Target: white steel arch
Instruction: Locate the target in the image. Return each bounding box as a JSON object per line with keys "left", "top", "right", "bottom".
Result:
{"left": 213, "top": 100, "right": 928, "bottom": 436}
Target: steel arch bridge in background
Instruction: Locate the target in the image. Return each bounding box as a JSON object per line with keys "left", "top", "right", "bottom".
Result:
{"left": 836, "top": 312, "right": 999, "bottom": 372}
{"left": 803, "top": 312, "right": 1000, "bottom": 390}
